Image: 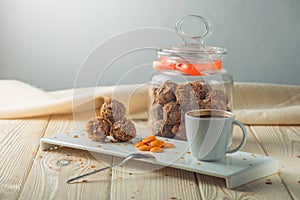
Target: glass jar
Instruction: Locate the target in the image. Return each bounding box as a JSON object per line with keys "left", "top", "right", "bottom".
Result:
{"left": 149, "top": 15, "right": 233, "bottom": 141}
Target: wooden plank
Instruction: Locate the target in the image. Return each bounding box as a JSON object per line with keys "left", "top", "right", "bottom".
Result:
{"left": 0, "top": 117, "right": 50, "bottom": 200}
{"left": 110, "top": 157, "right": 202, "bottom": 200}
{"left": 195, "top": 126, "right": 292, "bottom": 200}
{"left": 19, "top": 114, "right": 113, "bottom": 200}
{"left": 250, "top": 126, "right": 300, "bottom": 199}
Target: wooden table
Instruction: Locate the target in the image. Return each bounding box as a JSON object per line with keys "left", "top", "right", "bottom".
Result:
{"left": 1, "top": 114, "right": 300, "bottom": 200}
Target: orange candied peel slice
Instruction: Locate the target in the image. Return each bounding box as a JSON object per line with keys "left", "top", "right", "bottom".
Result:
{"left": 150, "top": 147, "right": 164, "bottom": 153}
{"left": 135, "top": 135, "right": 175, "bottom": 153}
{"left": 141, "top": 135, "right": 156, "bottom": 143}
{"left": 162, "top": 143, "right": 175, "bottom": 148}
{"left": 150, "top": 139, "right": 164, "bottom": 147}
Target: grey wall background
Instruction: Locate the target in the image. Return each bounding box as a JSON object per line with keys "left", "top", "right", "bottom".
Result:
{"left": 0, "top": 0, "right": 299, "bottom": 90}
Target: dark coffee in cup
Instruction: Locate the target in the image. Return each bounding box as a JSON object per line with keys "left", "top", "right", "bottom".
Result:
{"left": 187, "top": 109, "right": 232, "bottom": 119}
{"left": 197, "top": 115, "right": 228, "bottom": 119}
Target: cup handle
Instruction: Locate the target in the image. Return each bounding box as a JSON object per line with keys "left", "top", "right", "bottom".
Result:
{"left": 226, "top": 120, "right": 248, "bottom": 154}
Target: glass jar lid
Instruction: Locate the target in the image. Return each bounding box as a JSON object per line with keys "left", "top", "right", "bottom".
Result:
{"left": 158, "top": 15, "right": 227, "bottom": 62}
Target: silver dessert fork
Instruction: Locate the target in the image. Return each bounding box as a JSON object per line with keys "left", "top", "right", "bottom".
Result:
{"left": 67, "top": 153, "right": 155, "bottom": 183}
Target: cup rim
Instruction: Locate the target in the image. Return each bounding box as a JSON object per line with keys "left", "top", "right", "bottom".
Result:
{"left": 185, "top": 109, "right": 233, "bottom": 119}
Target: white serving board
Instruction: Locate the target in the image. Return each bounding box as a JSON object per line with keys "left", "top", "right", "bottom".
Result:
{"left": 40, "top": 130, "right": 279, "bottom": 189}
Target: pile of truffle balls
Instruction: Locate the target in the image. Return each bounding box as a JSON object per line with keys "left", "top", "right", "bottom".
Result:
{"left": 150, "top": 80, "right": 228, "bottom": 141}
{"left": 86, "top": 98, "right": 136, "bottom": 142}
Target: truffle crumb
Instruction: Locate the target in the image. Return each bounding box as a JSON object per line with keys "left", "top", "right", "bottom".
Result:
{"left": 265, "top": 181, "right": 272, "bottom": 185}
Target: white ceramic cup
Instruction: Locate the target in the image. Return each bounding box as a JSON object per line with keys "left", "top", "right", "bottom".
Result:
{"left": 185, "top": 109, "right": 247, "bottom": 161}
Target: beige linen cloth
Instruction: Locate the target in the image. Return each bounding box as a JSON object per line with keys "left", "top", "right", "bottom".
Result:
{"left": 0, "top": 80, "right": 299, "bottom": 125}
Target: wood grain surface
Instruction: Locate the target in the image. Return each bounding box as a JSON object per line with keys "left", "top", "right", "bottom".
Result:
{"left": 251, "top": 126, "right": 300, "bottom": 200}
{"left": 0, "top": 117, "right": 50, "bottom": 200}
{"left": 19, "top": 115, "right": 113, "bottom": 200}
{"left": 0, "top": 115, "right": 299, "bottom": 200}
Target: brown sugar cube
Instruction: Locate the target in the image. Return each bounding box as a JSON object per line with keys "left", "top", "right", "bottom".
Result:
{"left": 175, "top": 83, "right": 199, "bottom": 112}
{"left": 150, "top": 103, "right": 163, "bottom": 121}
{"left": 163, "top": 102, "right": 181, "bottom": 125}
{"left": 151, "top": 120, "right": 175, "bottom": 138}
{"left": 155, "top": 81, "right": 177, "bottom": 105}
{"left": 110, "top": 119, "right": 136, "bottom": 142}
{"left": 86, "top": 117, "right": 110, "bottom": 142}
{"left": 100, "top": 98, "right": 126, "bottom": 124}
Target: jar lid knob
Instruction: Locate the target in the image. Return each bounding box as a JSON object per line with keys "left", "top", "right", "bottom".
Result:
{"left": 175, "top": 15, "right": 212, "bottom": 44}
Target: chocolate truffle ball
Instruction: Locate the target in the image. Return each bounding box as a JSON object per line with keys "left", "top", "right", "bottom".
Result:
{"left": 100, "top": 98, "right": 126, "bottom": 124}
{"left": 202, "top": 99, "right": 228, "bottom": 110}
{"left": 191, "top": 81, "right": 211, "bottom": 100}
{"left": 175, "top": 83, "right": 198, "bottom": 112}
{"left": 150, "top": 103, "right": 163, "bottom": 121}
{"left": 155, "top": 81, "right": 177, "bottom": 105}
{"left": 86, "top": 117, "right": 110, "bottom": 142}
{"left": 173, "top": 123, "right": 187, "bottom": 141}
{"left": 163, "top": 101, "right": 181, "bottom": 125}
{"left": 206, "top": 89, "right": 228, "bottom": 104}
{"left": 110, "top": 119, "right": 136, "bottom": 142}
{"left": 202, "top": 89, "right": 228, "bottom": 110}
{"left": 151, "top": 120, "right": 175, "bottom": 138}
